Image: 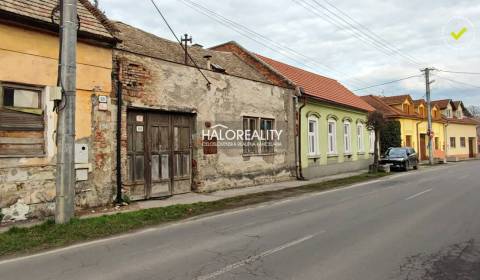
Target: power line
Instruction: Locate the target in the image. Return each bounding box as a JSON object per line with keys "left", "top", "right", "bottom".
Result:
{"left": 352, "top": 74, "right": 423, "bottom": 91}
{"left": 178, "top": 0, "right": 373, "bottom": 89}
{"left": 293, "top": 0, "right": 422, "bottom": 68}
{"left": 437, "top": 76, "right": 480, "bottom": 90}
{"left": 149, "top": 0, "right": 211, "bottom": 87}
{"left": 436, "top": 69, "right": 480, "bottom": 75}
{"left": 320, "top": 0, "right": 422, "bottom": 65}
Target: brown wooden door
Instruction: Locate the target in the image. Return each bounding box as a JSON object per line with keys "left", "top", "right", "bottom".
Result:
{"left": 127, "top": 110, "right": 192, "bottom": 200}
{"left": 469, "top": 138, "right": 475, "bottom": 158}
{"left": 420, "top": 134, "right": 427, "bottom": 160}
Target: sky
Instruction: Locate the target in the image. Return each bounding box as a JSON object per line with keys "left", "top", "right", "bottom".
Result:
{"left": 97, "top": 0, "right": 480, "bottom": 106}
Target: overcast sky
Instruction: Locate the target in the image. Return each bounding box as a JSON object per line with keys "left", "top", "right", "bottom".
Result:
{"left": 98, "top": 0, "right": 480, "bottom": 106}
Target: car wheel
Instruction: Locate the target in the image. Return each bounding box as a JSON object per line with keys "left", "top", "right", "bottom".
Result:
{"left": 413, "top": 162, "right": 418, "bottom": 170}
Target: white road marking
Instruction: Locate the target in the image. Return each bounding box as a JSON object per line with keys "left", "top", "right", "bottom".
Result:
{"left": 405, "top": 188, "right": 433, "bottom": 200}
{"left": 196, "top": 233, "right": 322, "bottom": 280}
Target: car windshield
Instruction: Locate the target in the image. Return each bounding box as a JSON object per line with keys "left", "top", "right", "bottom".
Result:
{"left": 387, "top": 148, "right": 407, "bottom": 157}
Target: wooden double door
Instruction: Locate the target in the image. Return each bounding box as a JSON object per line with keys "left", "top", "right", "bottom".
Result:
{"left": 127, "top": 110, "right": 192, "bottom": 200}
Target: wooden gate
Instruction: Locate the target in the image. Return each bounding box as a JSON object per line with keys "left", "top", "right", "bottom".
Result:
{"left": 469, "top": 138, "right": 475, "bottom": 158}
{"left": 126, "top": 110, "right": 193, "bottom": 200}
{"left": 420, "top": 134, "right": 427, "bottom": 160}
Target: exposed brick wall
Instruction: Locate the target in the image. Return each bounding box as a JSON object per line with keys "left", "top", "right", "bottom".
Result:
{"left": 212, "top": 43, "right": 292, "bottom": 89}
{"left": 120, "top": 60, "right": 151, "bottom": 98}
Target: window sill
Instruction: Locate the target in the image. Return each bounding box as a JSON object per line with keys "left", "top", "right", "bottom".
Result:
{"left": 344, "top": 153, "right": 352, "bottom": 156}
{"left": 308, "top": 154, "right": 321, "bottom": 159}
{"left": 327, "top": 153, "right": 339, "bottom": 158}
{"left": 357, "top": 152, "right": 365, "bottom": 155}
{"left": 242, "top": 153, "right": 276, "bottom": 157}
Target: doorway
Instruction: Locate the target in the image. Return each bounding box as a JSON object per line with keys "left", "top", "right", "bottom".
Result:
{"left": 126, "top": 110, "right": 193, "bottom": 200}
{"left": 420, "top": 134, "right": 427, "bottom": 160}
{"left": 469, "top": 137, "right": 475, "bottom": 158}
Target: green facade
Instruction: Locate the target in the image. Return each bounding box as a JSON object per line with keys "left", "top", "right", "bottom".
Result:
{"left": 300, "top": 98, "right": 373, "bottom": 178}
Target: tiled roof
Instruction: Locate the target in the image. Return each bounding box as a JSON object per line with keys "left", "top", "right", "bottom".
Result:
{"left": 0, "top": 0, "right": 115, "bottom": 40}
{"left": 254, "top": 54, "right": 374, "bottom": 112}
{"left": 413, "top": 99, "right": 426, "bottom": 106}
{"left": 380, "top": 95, "right": 410, "bottom": 105}
{"left": 431, "top": 99, "right": 453, "bottom": 110}
{"left": 114, "top": 22, "right": 270, "bottom": 83}
{"left": 444, "top": 116, "right": 480, "bottom": 125}
{"left": 360, "top": 95, "right": 410, "bottom": 118}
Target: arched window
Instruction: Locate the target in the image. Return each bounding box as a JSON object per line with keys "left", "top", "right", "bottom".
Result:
{"left": 328, "top": 119, "right": 337, "bottom": 154}
{"left": 369, "top": 130, "right": 375, "bottom": 153}
{"left": 357, "top": 123, "right": 364, "bottom": 152}
{"left": 343, "top": 121, "right": 351, "bottom": 154}
{"left": 308, "top": 116, "right": 319, "bottom": 156}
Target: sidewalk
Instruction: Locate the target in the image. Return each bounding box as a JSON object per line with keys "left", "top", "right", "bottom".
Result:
{"left": 0, "top": 170, "right": 366, "bottom": 233}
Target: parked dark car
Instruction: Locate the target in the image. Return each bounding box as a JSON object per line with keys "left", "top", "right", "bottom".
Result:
{"left": 380, "top": 147, "right": 419, "bottom": 171}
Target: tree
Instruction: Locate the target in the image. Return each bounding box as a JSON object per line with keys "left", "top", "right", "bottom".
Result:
{"left": 467, "top": 105, "right": 480, "bottom": 118}
{"left": 366, "top": 111, "right": 385, "bottom": 172}
{"left": 380, "top": 120, "right": 402, "bottom": 154}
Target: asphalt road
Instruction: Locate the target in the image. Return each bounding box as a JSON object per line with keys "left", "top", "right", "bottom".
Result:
{"left": 2, "top": 161, "right": 480, "bottom": 280}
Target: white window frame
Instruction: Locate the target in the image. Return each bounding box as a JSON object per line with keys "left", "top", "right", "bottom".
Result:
{"left": 307, "top": 116, "right": 319, "bottom": 156}
{"left": 357, "top": 123, "right": 365, "bottom": 153}
{"left": 343, "top": 121, "right": 351, "bottom": 154}
{"left": 369, "top": 130, "right": 375, "bottom": 153}
{"left": 327, "top": 119, "right": 337, "bottom": 155}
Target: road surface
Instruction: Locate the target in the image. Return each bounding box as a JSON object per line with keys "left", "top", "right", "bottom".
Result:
{"left": 1, "top": 161, "right": 480, "bottom": 280}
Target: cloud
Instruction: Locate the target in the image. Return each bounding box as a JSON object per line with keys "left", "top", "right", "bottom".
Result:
{"left": 97, "top": 0, "right": 480, "bottom": 105}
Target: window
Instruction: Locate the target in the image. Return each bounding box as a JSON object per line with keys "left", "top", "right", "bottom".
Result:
{"left": 357, "top": 123, "right": 364, "bottom": 152}
{"left": 456, "top": 110, "right": 463, "bottom": 119}
{"left": 369, "top": 130, "right": 375, "bottom": 153}
{"left": 243, "top": 117, "right": 258, "bottom": 154}
{"left": 419, "top": 106, "right": 425, "bottom": 117}
{"left": 343, "top": 121, "right": 351, "bottom": 154}
{"left": 450, "top": 137, "right": 456, "bottom": 148}
{"left": 243, "top": 117, "right": 275, "bottom": 154}
{"left": 445, "top": 109, "right": 452, "bottom": 118}
{"left": 403, "top": 103, "right": 410, "bottom": 113}
{"left": 327, "top": 120, "right": 337, "bottom": 154}
{"left": 260, "top": 118, "right": 274, "bottom": 154}
{"left": 0, "top": 83, "right": 45, "bottom": 157}
{"left": 405, "top": 135, "right": 412, "bottom": 147}
{"left": 460, "top": 137, "right": 466, "bottom": 148}
{"left": 308, "top": 117, "right": 319, "bottom": 156}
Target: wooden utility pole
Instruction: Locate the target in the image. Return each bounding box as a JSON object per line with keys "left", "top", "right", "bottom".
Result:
{"left": 422, "top": 68, "right": 435, "bottom": 165}
{"left": 56, "top": 0, "right": 78, "bottom": 224}
{"left": 181, "top": 33, "right": 192, "bottom": 65}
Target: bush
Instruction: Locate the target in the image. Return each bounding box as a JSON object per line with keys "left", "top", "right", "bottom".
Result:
{"left": 380, "top": 120, "right": 401, "bottom": 154}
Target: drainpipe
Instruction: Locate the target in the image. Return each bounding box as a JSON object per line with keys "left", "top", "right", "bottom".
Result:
{"left": 416, "top": 120, "right": 422, "bottom": 159}
{"left": 115, "top": 60, "right": 123, "bottom": 204}
{"left": 444, "top": 122, "right": 449, "bottom": 163}
{"left": 296, "top": 87, "right": 307, "bottom": 180}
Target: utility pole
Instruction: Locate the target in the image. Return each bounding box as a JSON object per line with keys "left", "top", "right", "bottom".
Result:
{"left": 181, "top": 34, "right": 192, "bottom": 65}
{"left": 422, "top": 68, "right": 435, "bottom": 165}
{"left": 56, "top": 0, "right": 78, "bottom": 224}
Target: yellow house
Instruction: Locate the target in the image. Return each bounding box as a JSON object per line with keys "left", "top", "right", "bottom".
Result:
{"left": 361, "top": 95, "right": 446, "bottom": 161}
{"left": 432, "top": 99, "right": 479, "bottom": 160}
{"left": 0, "top": 0, "right": 116, "bottom": 221}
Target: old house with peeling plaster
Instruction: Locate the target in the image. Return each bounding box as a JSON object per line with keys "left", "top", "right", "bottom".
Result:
{"left": 113, "top": 22, "right": 297, "bottom": 200}
{"left": 0, "top": 0, "right": 117, "bottom": 221}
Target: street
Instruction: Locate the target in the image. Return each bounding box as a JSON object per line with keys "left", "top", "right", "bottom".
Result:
{"left": 1, "top": 161, "right": 480, "bottom": 280}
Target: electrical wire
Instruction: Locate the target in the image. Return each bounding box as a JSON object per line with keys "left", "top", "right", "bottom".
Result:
{"left": 293, "top": 0, "right": 422, "bottom": 68}
{"left": 149, "top": 0, "right": 211, "bottom": 88}
{"left": 352, "top": 74, "right": 423, "bottom": 91}
{"left": 437, "top": 76, "right": 480, "bottom": 90}
{"left": 435, "top": 69, "right": 480, "bottom": 75}
{"left": 178, "top": 0, "right": 373, "bottom": 89}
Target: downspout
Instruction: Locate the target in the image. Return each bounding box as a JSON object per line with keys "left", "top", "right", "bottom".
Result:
{"left": 296, "top": 87, "right": 307, "bottom": 180}
{"left": 416, "top": 120, "right": 422, "bottom": 158}
{"left": 115, "top": 60, "right": 123, "bottom": 204}
{"left": 444, "top": 121, "right": 449, "bottom": 163}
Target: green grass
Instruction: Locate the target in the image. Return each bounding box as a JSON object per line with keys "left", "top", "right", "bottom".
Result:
{"left": 0, "top": 172, "right": 387, "bottom": 258}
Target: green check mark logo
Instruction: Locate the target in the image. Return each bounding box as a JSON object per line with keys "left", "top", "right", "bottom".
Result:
{"left": 451, "top": 27, "right": 467, "bottom": 40}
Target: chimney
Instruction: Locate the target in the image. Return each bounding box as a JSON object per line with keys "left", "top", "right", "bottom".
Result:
{"left": 203, "top": 55, "right": 212, "bottom": 70}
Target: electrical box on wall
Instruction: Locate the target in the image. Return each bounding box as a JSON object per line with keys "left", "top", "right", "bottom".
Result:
{"left": 76, "top": 169, "right": 89, "bottom": 181}
{"left": 47, "top": 86, "right": 62, "bottom": 101}
{"left": 75, "top": 144, "right": 89, "bottom": 164}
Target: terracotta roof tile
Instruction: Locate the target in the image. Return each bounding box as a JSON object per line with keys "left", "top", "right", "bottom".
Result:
{"left": 431, "top": 99, "right": 452, "bottom": 110}
{"left": 114, "top": 22, "right": 270, "bottom": 83}
{"left": 0, "top": 0, "right": 115, "bottom": 40}
{"left": 380, "top": 95, "right": 410, "bottom": 105}
{"left": 254, "top": 54, "right": 374, "bottom": 112}
{"left": 360, "top": 95, "right": 408, "bottom": 117}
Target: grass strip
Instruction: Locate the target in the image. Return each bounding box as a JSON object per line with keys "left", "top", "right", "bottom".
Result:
{"left": 0, "top": 172, "right": 387, "bottom": 258}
